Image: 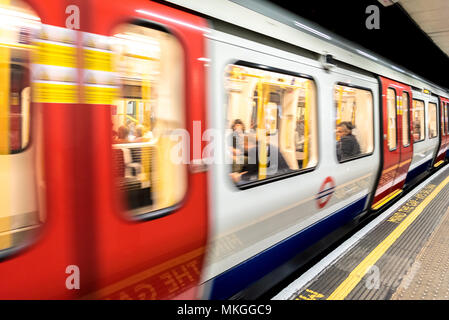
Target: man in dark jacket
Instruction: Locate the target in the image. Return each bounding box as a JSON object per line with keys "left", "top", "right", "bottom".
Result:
{"left": 336, "top": 121, "right": 361, "bottom": 161}
{"left": 230, "top": 133, "right": 291, "bottom": 184}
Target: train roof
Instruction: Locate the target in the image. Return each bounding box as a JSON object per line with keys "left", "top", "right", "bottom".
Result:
{"left": 162, "top": 0, "right": 449, "bottom": 98}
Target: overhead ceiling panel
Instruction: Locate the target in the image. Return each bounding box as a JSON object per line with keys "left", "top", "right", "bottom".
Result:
{"left": 399, "top": 0, "right": 449, "bottom": 57}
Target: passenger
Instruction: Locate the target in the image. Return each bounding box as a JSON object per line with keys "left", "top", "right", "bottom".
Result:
{"left": 230, "top": 119, "right": 246, "bottom": 172}
{"left": 134, "top": 125, "right": 148, "bottom": 143}
{"left": 127, "top": 120, "right": 136, "bottom": 136}
{"left": 114, "top": 125, "right": 129, "bottom": 144}
{"left": 230, "top": 133, "right": 290, "bottom": 184}
{"left": 295, "top": 119, "right": 305, "bottom": 150}
{"left": 336, "top": 121, "right": 361, "bottom": 161}
{"left": 231, "top": 119, "right": 245, "bottom": 148}
{"left": 413, "top": 121, "right": 421, "bottom": 140}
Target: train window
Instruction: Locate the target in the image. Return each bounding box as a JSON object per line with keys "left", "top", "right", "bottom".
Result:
{"left": 0, "top": 1, "right": 41, "bottom": 254}
{"left": 111, "top": 24, "right": 186, "bottom": 217}
{"left": 443, "top": 102, "right": 446, "bottom": 134}
{"left": 428, "top": 102, "right": 438, "bottom": 139}
{"left": 387, "top": 88, "right": 397, "bottom": 150}
{"left": 225, "top": 64, "right": 318, "bottom": 187}
{"left": 442, "top": 103, "right": 446, "bottom": 136}
{"left": 442, "top": 102, "right": 448, "bottom": 136}
{"left": 0, "top": 5, "right": 37, "bottom": 155}
{"left": 412, "top": 99, "right": 425, "bottom": 142}
{"left": 402, "top": 92, "right": 410, "bottom": 147}
{"left": 335, "top": 85, "right": 374, "bottom": 162}
{"left": 444, "top": 102, "right": 449, "bottom": 134}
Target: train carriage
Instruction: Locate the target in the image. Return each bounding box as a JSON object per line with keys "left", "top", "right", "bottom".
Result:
{"left": 0, "top": 0, "right": 448, "bottom": 300}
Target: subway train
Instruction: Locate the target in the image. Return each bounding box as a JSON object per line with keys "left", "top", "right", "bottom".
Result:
{"left": 1, "top": 0, "right": 449, "bottom": 300}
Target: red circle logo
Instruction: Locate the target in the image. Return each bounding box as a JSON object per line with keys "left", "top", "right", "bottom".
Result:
{"left": 316, "top": 176, "right": 336, "bottom": 209}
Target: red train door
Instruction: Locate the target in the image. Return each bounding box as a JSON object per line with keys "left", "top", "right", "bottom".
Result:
{"left": 0, "top": 0, "right": 97, "bottom": 299}
{"left": 434, "top": 97, "right": 449, "bottom": 167}
{"left": 444, "top": 98, "right": 449, "bottom": 157}
{"left": 82, "top": 0, "right": 209, "bottom": 299}
{"left": 372, "top": 77, "right": 413, "bottom": 210}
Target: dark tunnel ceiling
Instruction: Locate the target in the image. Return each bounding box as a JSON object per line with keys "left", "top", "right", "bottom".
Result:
{"left": 267, "top": 0, "right": 449, "bottom": 89}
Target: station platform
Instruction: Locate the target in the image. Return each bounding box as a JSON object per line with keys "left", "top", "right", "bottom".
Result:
{"left": 274, "top": 165, "right": 449, "bottom": 300}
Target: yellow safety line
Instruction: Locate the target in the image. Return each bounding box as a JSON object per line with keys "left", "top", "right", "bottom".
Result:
{"left": 327, "top": 174, "right": 449, "bottom": 300}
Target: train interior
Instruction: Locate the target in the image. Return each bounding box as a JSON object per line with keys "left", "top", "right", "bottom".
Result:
{"left": 110, "top": 24, "right": 186, "bottom": 216}
{"left": 0, "top": 0, "right": 41, "bottom": 253}
{"left": 334, "top": 85, "right": 374, "bottom": 157}
{"left": 225, "top": 64, "right": 318, "bottom": 184}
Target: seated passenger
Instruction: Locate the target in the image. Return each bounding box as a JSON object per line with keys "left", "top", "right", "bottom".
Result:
{"left": 336, "top": 121, "right": 361, "bottom": 161}
{"left": 413, "top": 121, "right": 421, "bottom": 140}
{"left": 134, "top": 125, "right": 149, "bottom": 143}
{"left": 230, "top": 119, "right": 246, "bottom": 173}
{"left": 114, "top": 125, "right": 129, "bottom": 144}
{"left": 230, "top": 133, "right": 290, "bottom": 184}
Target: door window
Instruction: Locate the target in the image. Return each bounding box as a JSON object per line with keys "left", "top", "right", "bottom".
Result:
{"left": 387, "top": 88, "right": 397, "bottom": 150}
{"left": 0, "top": 0, "right": 41, "bottom": 254}
{"left": 225, "top": 63, "right": 318, "bottom": 187}
{"left": 412, "top": 99, "right": 425, "bottom": 142}
{"left": 428, "top": 102, "right": 438, "bottom": 139}
{"left": 334, "top": 84, "right": 374, "bottom": 161}
{"left": 402, "top": 92, "right": 410, "bottom": 146}
{"left": 111, "top": 24, "right": 186, "bottom": 217}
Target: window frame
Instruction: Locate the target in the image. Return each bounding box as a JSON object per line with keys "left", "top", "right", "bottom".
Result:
{"left": 334, "top": 82, "right": 375, "bottom": 164}
{"left": 442, "top": 101, "right": 447, "bottom": 136}
{"left": 444, "top": 102, "right": 449, "bottom": 135}
{"left": 402, "top": 91, "right": 411, "bottom": 148}
{"left": 387, "top": 87, "right": 398, "bottom": 152}
{"left": 428, "top": 101, "right": 439, "bottom": 140}
{"left": 227, "top": 60, "right": 319, "bottom": 191}
{"left": 0, "top": 1, "right": 42, "bottom": 259}
{"left": 1, "top": 59, "right": 33, "bottom": 155}
{"left": 111, "top": 19, "right": 189, "bottom": 222}
{"left": 412, "top": 98, "right": 426, "bottom": 143}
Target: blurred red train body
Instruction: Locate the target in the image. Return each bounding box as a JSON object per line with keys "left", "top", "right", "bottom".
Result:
{"left": 0, "top": 0, "right": 208, "bottom": 299}
{"left": 2, "top": 0, "right": 449, "bottom": 301}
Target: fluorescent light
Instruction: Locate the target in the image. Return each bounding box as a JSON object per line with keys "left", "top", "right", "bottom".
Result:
{"left": 294, "top": 21, "right": 332, "bottom": 40}
{"left": 391, "top": 65, "right": 405, "bottom": 73}
{"left": 356, "top": 49, "right": 379, "bottom": 61}
{"left": 113, "top": 33, "right": 159, "bottom": 46}
{"left": 136, "top": 9, "right": 210, "bottom": 33}
{"left": 0, "top": 7, "right": 40, "bottom": 21}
